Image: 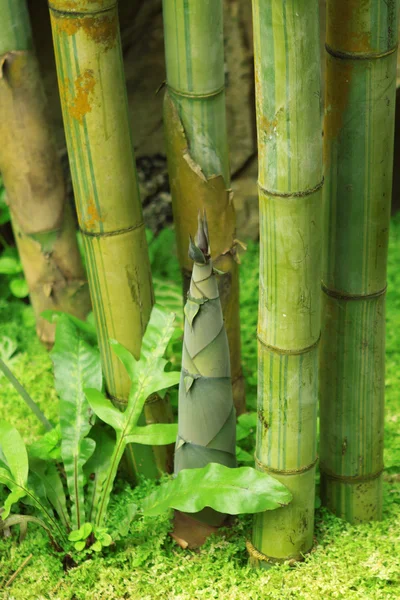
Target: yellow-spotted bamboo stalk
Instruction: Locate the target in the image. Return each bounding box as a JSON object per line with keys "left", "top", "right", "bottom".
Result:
{"left": 162, "top": 0, "right": 245, "bottom": 416}
{"left": 49, "top": 0, "right": 169, "bottom": 479}
{"left": 175, "top": 213, "right": 236, "bottom": 528}
{"left": 320, "top": 0, "right": 399, "bottom": 522}
{"left": 0, "top": 0, "right": 90, "bottom": 346}
{"left": 249, "top": 0, "right": 322, "bottom": 566}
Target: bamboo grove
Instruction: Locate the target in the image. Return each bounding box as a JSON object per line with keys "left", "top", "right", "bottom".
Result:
{"left": 0, "top": 0, "right": 398, "bottom": 569}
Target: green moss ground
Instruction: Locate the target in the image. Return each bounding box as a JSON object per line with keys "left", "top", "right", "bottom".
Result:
{"left": 0, "top": 218, "right": 399, "bottom": 599}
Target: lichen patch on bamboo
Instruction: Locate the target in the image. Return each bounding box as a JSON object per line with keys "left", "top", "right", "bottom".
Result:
{"left": 84, "top": 196, "right": 103, "bottom": 231}
{"left": 53, "top": 14, "right": 117, "bottom": 52}
{"left": 68, "top": 69, "right": 96, "bottom": 123}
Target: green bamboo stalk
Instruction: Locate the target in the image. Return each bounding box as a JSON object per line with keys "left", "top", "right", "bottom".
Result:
{"left": 0, "top": 0, "right": 90, "bottom": 346}
{"left": 48, "top": 0, "right": 169, "bottom": 479}
{"left": 175, "top": 213, "right": 236, "bottom": 527}
{"left": 320, "top": 0, "right": 399, "bottom": 523}
{"left": 162, "top": 0, "right": 246, "bottom": 416}
{"left": 250, "top": 0, "right": 322, "bottom": 566}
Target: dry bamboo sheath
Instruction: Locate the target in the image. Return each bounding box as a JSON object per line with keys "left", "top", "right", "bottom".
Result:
{"left": 320, "top": 0, "right": 399, "bottom": 523}
{"left": 0, "top": 0, "right": 90, "bottom": 345}
{"left": 250, "top": 0, "right": 322, "bottom": 566}
{"left": 49, "top": 0, "right": 172, "bottom": 479}
{"left": 162, "top": 0, "right": 246, "bottom": 415}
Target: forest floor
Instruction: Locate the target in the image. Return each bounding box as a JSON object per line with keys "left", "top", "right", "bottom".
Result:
{"left": 0, "top": 217, "right": 399, "bottom": 599}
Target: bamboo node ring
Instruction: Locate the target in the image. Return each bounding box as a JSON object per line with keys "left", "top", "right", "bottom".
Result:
{"left": 254, "top": 455, "right": 318, "bottom": 475}
{"left": 325, "top": 43, "right": 398, "bottom": 61}
{"left": 321, "top": 283, "right": 387, "bottom": 301}
{"left": 167, "top": 84, "right": 225, "bottom": 100}
{"left": 80, "top": 221, "right": 144, "bottom": 238}
{"left": 257, "top": 178, "right": 324, "bottom": 199}
{"left": 320, "top": 466, "right": 384, "bottom": 483}
{"left": 257, "top": 333, "right": 321, "bottom": 356}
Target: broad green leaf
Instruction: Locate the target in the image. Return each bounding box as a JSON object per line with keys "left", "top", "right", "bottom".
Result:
{"left": 97, "top": 531, "right": 112, "bottom": 546}
{"left": 0, "top": 256, "right": 22, "bottom": 275}
{"left": 84, "top": 389, "right": 124, "bottom": 431}
{"left": 74, "top": 540, "right": 86, "bottom": 551}
{"left": 29, "top": 427, "right": 62, "bottom": 462}
{"left": 0, "top": 422, "right": 28, "bottom": 486}
{"left": 80, "top": 522, "right": 92, "bottom": 538}
{"left": 69, "top": 529, "right": 84, "bottom": 542}
{"left": 142, "top": 463, "right": 292, "bottom": 517}
{"left": 42, "top": 310, "right": 97, "bottom": 344}
{"left": 3, "top": 488, "right": 26, "bottom": 519}
{"left": 84, "top": 427, "right": 115, "bottom": 523}
{"left": 125, "top": 423, "right": 178, "bottom": 446}
{"left": 51, "top": 315, "right": 102, "bottom": 529}
{"left": 92, "top": 540, "right": 102, "bottom": 552}
{"left": 9, "top": 278, "right": 29, "bottom": 298}
{"left": 236, "top": 446, "right": 254, "bottom": 463}
{"left": 237, "top": 412, "right": 257, "bottom": 431}
{"left": 41, "top": 463, "right": 70, "bottom": 529}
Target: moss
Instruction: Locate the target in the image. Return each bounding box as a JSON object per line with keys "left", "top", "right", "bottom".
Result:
{"left": 0, "top": 218, "right": 399, "bottom": 598}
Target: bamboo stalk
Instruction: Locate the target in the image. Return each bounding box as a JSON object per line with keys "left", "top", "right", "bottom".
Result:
{"left": 48, "top": 0, "right": 169, "bottom": 479}
{"left": 162, "top": 0, "right": 245, "bottom": 415}
{"left": 320, "top": 0, "right": 399, "bottom": 522}
{"left": 250, "top": 0, "right": 322, "bottom": 566}
{"left": 0, "top": 0, "right": 90, "bottom": 346}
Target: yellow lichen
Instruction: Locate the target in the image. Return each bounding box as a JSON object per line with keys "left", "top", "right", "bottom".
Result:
{"left": 68, "top": 69, "right": 96, "bottom": 123}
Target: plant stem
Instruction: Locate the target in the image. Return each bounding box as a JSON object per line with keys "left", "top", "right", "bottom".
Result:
{"left": 0, "top": 357, "right": 52, "bottom": 431}
{"left": 49, "top": 0, "right": 168, "bottom": 479}
{"left": 319, "top": 0, "right": 398, "bottom": 523}
{"left": 0, "top": 0, "right": 91, "bottom": 346}
{"left": 250, "top": 0, "right": 322, "bottom": 566}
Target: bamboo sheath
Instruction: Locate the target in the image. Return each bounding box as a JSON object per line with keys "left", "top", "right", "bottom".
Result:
{"left": 162, "top": 0, "right": 245, "bottom": 415}
{"left": 320, "top": 0, "right": 399, "bottom": 522}
{"left": 251, "top": 0, "right": 322, "bottom": 565}
{"left": 49, "top": 0, "right": 169, "bottom": 478}
{"left": 0, "top": 0, "right": 90, "bottom": 345}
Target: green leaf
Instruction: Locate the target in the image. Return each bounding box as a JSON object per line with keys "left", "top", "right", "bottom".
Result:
{"left": 42, "top": 310, "right": 97, "bottom": 344}
{"left": 80, "top": 522, "right": 92, "bottom": 538}
{"left": 0, "top": 422, "right": 28, "bottom": 487}
{"left": 125, "top": 423, "right": 178, "bottom": 446}
{"left": 237, "top": 412, "right": 257, "bottom": 431}
{"left": 41, "top": 464, "right": 70, "bottom": 529}
{"left": 84, "top": 389, "right": 124, "bottom": 431}
{"left": 0, "top": 256, "right": 22, "bottom": 275}
{"left": 236, "top": 446, "right": 254, "bottom": 463}
{"left": 84, "top": 427, "right": 115, "bottom": 523}
{"left": 29, "top": 427, "right": 62, "bottom": 462}
{"left": 92, "top": 540, "right": 102, "bottom": 552}
{"left": 69, "top": 529, "right": 84, "bottom": 542}
{"left": 142, "top": 463, "right": 292, "bottom": 517}
{"left": 51, "top": 315, "right": 102, "bottom": 529}
{"left": 97, "top": 531, "right": 112, "bottom": 546}
{"left": 9, "top": 278, "right": 29, "bottom": 298}
{"left": 74, "top": 540, "right": 86, "bottom": 552}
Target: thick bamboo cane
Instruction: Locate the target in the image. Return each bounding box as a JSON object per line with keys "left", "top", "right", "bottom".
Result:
{"left": 250, "top": 0, "right": 322, "bottom": 566}
{"left": 48, "top": 0, "right": 170, "bottom": 479}
{"left": 320, "top": 0, "right": 399, "bottom": 522}
{"left": 162, "top": 0, "right": 245, "bottom": 415}
{"left": 0, "top": 0, "right": 90, "bottom": 346}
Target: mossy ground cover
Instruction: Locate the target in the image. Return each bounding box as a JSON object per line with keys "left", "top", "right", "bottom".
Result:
{"left": 0, "top": 219, "right": 399, "bottom": 599}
